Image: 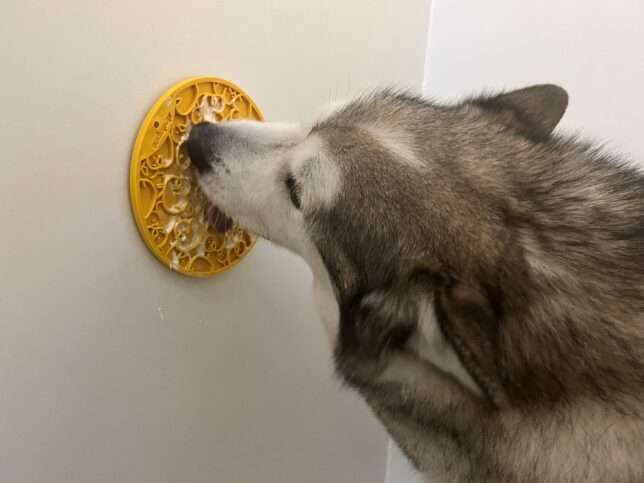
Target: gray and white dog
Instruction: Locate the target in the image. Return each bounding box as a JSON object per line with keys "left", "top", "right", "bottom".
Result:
{"left": 186, "top": 85, "right": 644, "bottom": 482}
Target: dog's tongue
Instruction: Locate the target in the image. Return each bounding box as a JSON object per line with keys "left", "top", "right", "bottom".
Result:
{"left": 205, "top": 203, "right": 234, "bottom": 234}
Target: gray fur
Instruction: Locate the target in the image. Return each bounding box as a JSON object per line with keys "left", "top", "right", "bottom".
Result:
{"left": 188, "top": 85, "right": 644, "bottom": 482}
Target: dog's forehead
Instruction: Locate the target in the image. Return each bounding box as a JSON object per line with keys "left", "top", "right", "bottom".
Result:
{"left": 312, "top": 124, "right": 367, "bottom": 151}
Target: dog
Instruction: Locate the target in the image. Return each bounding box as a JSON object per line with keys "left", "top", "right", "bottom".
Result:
{"left": 186, "top": 85, "right": 644, "bottom": 482}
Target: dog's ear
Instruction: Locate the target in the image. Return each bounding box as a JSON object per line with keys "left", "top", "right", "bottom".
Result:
{"left": 470, "top": 84, "right": 568, "bottom": 141}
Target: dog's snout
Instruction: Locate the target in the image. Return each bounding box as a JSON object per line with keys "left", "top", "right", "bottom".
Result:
{"left": 186, "top": 122, "right": 220, "bottom": 173}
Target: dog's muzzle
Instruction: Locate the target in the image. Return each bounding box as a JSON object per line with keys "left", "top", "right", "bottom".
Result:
{"left": 185, "top": 122, "right": 221, "bottom": 173}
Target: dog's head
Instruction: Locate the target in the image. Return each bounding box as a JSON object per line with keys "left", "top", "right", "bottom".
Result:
{"left": 186, "top": 85, "right": 568, "bottom": 351}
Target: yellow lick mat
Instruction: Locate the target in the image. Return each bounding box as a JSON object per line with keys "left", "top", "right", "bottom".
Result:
{"left": 129, "top": 76, "right": 263, "bottom": 277}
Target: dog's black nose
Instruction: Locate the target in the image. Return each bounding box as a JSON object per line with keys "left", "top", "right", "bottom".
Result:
{"left": 185, "top": 122, "right": 219, "bottom": 173}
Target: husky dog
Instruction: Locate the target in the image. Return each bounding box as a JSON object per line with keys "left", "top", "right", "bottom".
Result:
{"left": 186, "top": 85, "right": 644, "bottom": 482}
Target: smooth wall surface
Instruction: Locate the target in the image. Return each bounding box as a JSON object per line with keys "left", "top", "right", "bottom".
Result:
{"left": 388, "top": 1, "right": 644, "bottom": 482}
{"left": 424, "top": 0, "right": 644, "bottom": 160}
{"left": 0, "top": 1, "right": 430, "bottom": 482}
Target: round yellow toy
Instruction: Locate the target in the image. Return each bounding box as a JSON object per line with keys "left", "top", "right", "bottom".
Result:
{"left": 129, "top": 76, "right": 263, "bottom": 277}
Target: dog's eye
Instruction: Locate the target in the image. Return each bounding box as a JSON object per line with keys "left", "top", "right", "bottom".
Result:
{"left": 285, "top": 173, "right": 302, "bottom": 209}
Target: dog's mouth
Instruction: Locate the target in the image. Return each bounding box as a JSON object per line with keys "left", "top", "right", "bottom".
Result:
{"left": 179, "top": 127, "right": 235, "bottom": 236}
{"left": 204, "top": 201, "right": 234, "bottom": 235}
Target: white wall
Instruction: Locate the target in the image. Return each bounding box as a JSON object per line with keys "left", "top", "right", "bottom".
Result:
{"left": 387, "top": 1, "right": 644, "bottom": 482}
{"left": 0, "top": 1, "right": 430, "bottom": 482}
{"left": 425, "top": 0, "right": 644, "bottom": 159}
